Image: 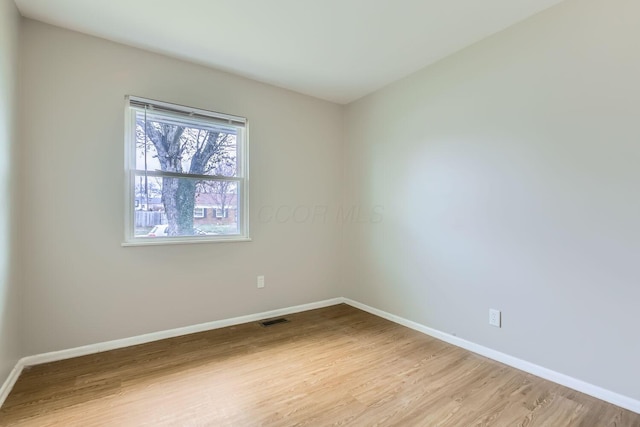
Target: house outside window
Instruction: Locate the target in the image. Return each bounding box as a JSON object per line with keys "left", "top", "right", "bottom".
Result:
{"left": 124, "top": 96, "right": 249, "bottom": 245}
{"left": 193, "top": 207, "right": 205, "bottom": 218}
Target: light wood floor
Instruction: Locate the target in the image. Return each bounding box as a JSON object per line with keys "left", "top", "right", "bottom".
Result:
{"left": 1, "top": 304, "right": 638, "bottom": 426}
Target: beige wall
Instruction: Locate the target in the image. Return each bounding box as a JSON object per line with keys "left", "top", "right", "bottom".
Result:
{"left": 0, "top": 0, "right": 21, "bottom": 384}
{"left": 344, "top": 0, "right": 640, "bottom": 401}
{"left": 19, "top": 20, "right": 344, "bottom": 355}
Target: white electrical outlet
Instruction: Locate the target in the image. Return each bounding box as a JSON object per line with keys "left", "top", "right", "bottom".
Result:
{"left": 257, "top": 275, "right": 265, "bottom": 289}
{"left": 489, "top": 309, "right": 501, "bottom": 328}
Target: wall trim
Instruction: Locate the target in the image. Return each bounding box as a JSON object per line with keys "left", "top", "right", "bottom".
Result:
{"left": 342, "top": 298, "right": 640, "bottom": 415}
{"left": 2, "top": 296, "right": 639, "bottom": 415}
{"left": 0, "top": 297, "right": 342, "bottom": 408}
{"left": 0, "top": 362, "right": 23, "bottom": 409}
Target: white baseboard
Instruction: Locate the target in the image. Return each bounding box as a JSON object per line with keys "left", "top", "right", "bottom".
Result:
{"left": 342, "top": 298, "right": 640, "bottom": 415}
{"left": 2, "top": 296, "right": 639, "bottom": 416}
{"left": 21, "top": 298, "right": 343, "bottom": 367}
{"left": 0, "top": 362, "right": 23, "bottom": 408}
{"left": 0, "top": 297, "right": 342, "bottom": 408}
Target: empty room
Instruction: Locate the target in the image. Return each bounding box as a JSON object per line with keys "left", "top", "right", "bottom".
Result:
{"left": 1, "top": 0, "right": 639, "bottom": 425}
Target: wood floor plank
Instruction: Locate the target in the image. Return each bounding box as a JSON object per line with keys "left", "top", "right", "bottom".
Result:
{"left": 1, "top": 304, "right": 638, "bottom": 426}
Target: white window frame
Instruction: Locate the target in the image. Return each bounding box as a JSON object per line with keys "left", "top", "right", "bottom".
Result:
{"left": 123, "top": 96, "right": 250, "bottom": 246}
{"left": 193, "top": 207, "right": 205, "bottom": 218}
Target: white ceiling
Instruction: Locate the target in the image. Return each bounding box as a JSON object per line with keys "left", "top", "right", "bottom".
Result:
{"left": 14, "top": 0, "right": 565, "bottom": 104}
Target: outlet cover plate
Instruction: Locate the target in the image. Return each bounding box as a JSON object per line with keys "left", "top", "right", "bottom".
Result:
{"left": 489, "top": 309, "right": 501, "bottom": 328}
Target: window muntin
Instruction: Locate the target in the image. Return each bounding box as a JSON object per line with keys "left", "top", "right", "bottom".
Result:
{"left": 124, "top": 96, "right": 248, "bottom": 244}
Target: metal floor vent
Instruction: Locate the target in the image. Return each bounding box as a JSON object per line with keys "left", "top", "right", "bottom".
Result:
{"left": 259, "top": 317, "right": 289, "bottom": 327}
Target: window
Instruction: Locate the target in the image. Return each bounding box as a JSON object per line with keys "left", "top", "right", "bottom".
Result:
{"left": 124, "top": 96, "right": 249, "bottom": 245}
{"left": 193, "top": 207, "right": 205, "bottom": 218}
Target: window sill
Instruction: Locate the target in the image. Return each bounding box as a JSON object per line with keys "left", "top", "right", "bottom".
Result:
{"left": 121, "top": 236, "right": 252, "bottom": 247}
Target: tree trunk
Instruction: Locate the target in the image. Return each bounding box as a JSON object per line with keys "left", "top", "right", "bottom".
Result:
{"left": 162, "top": 177, "right": 197, "bottom": 236}
{"left": 176, "top": 179, "right": 197, "bottom": 235}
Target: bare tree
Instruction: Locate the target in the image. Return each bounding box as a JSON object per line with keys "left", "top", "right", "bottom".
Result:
{"left": 136, "top": 115, "right": 234, "bottom": 235}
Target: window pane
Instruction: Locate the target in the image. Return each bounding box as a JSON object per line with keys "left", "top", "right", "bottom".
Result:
{"left": 135, "top": 111, "right": 238, "bottom": 177}
{"left": 134, "top": 174, "right": 240, "bottom": 238}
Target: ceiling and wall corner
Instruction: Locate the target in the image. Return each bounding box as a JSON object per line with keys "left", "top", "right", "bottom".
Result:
{"left": 13, "top": 0, "right": 566, "bottom": 104}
